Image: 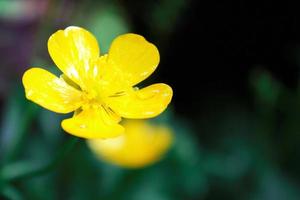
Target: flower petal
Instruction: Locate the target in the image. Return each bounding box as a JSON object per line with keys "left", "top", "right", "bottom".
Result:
{"left": 87, "top": 120, "right": 173, "bottom": 168}
{"left": 22, "top": 68, "right": 83, "bottom": 113}
{"left": 48, "top": 26, "right": 100, "bottom": 87}
{"left": 107, "top": 83, "right": 173, "bottom": 118}
{"left": 61, "top": 107, "right": 124, "bottom": 139}
{"left": 107, "top": 33, "right": 160, "bottom": 86}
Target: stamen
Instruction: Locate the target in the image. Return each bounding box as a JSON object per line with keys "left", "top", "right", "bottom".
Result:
{"left": 108, "top": 91, "right": 126, "bottom": 97}
{"left": 101, "top": 105, "right": 110, "bottom": 115}
{"left": 101, "top": 105, "right": 119, "bottom": 121}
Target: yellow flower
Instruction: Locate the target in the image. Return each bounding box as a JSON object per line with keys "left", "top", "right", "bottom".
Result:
{"left": 87, "top": 120, "right": 173, "bottom": 168}
{"left": 22, "top": 26, "right": 173, "bottom": 139}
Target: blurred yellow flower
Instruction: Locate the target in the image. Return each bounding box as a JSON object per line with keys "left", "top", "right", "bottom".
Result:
{"left": 22, "top": 26, "right": 173, "bottom": 139}
{"left": 87, "top": 120, "right": 173, "bottom": 168}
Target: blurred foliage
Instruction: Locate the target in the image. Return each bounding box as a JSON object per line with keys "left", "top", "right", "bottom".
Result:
{"left": 86, "top": 4, "right": 129, "bottom": 53}
{"left": 1, "top": 0, "right": 300, "bottom": 200}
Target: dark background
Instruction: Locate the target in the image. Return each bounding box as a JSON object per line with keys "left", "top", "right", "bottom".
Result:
{"left": 157, "top": 1, "right": 300, "bottom": 113}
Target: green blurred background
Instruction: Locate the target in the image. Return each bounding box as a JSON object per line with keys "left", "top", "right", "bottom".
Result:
{"left": 1, "top": 0, "right": 300, "bottom": 199}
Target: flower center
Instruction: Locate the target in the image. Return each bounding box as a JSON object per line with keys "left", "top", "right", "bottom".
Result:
{"left": 82, "top": 88, "right": 105, "bottom": 109}
{"left": 85, "top": 89, "right": 98, "bottom": 100}
{"left": 80, "top": 88, "right": 121, "bottom": 123}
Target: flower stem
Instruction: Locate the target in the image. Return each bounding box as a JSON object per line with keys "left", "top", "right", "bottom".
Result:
{"left": 4, "top": 137, "right": 79, "bottom": 181}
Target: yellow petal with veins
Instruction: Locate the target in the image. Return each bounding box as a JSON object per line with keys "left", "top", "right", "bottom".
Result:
{"left": 22, "top": 68, "right": 83, "bottom": 113}
{"left": 107, "top": 83, "right": 172, "bottom": 118}
{"left": 87, "top": 120, "right": 173, "bottom": 168}
{"left": 61, "top": 107, "right": 124, "bottom": 139}
{"left": 107, "top": 33, "right": 160, "bottom": 86}
{"left": 48, "top": 26, "right": 100, "bottom": 88}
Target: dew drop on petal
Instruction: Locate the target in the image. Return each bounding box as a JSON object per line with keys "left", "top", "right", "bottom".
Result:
{"left": 80, "top": 124, "right": 87, "bottom": 129}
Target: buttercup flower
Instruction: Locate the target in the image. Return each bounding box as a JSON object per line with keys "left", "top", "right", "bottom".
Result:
{"left": 87, "top": 120, "right": 173, "bottom": 168}
{"left": 22, "top": 26, "right": 172, "bottom": 138}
